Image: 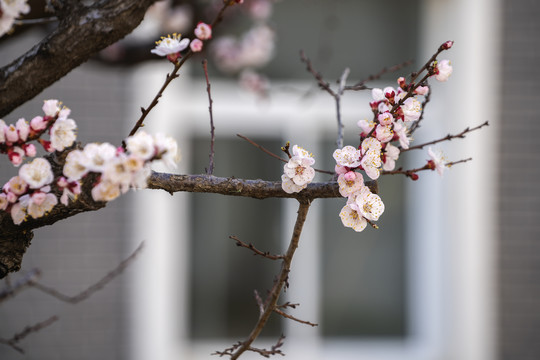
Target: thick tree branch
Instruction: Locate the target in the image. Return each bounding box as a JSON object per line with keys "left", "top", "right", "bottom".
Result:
{"left": 0, "top": 0, "right": 159, "bottom": 117}
{"left": 0, "top": 167, "right": 377, "bottom": 279}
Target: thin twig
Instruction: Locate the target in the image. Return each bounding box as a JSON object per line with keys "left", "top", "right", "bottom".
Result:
{"left": 382, "top": 158, "right": 473, "bottom": 177}
{"left": 223, "top": 200, "right": 311, "bottom": 360}
{"left": 273, "top": 308, "right": 318, "bottom": 327}
{"left": 345, "top": 59, "right": 414, "bottom": 91}
{"left": 203, "top": 59, "right": 216, "bottom": 175}
{"left": 0, "top": 316, "right": 59, "bottom": 354}
{"left": 299, "top": 50, "right": 336, "bottom": 97}
{"left": 401, "top": 121, "right": 489, "bottom": 152}
{"left": 230, "top": 235, "right": 284, "bottom": 260}
{"left": 30, "top": 242, "right": 144, "bottom": 304}
{"left": 237, "top": 134, "right": 335, "bottom": 175}
{"left": 127, "top": 1, "right": 235, "bottom": 138}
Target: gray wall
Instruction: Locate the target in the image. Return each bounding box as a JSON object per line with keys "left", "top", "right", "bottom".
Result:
{"left": 498, "top": 1, "right": 540, "bottom": 359}
{"left": 0, "top": 31, "right": 134, "bottom": 360}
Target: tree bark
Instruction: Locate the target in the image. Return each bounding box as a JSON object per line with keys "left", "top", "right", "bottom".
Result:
{"left": 0, "top": 0, "right": 158, "bottom": 118}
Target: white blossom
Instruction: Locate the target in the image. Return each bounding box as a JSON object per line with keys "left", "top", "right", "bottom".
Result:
{"left": 84, "top": 142, "right": 117, "bottom": 173}
{"left": 333, "top": 145, "right": 362, "bottom": 168}
{"left": 91, "top": 180, "right": 121, "bottom": 202}
{"left": 26, "top": 192, "right": 57, "bottom": 219}
{"left": 339, "top": 202, "right": 367, "bottom": 232}
{"left": 50, "top": 117, "right": 77, "bottom": 151}
{"left": 63, "top": 150, "right": 89, "bottom": 181}
{"left": 126, "top": 131, "right": 155, "bottom": 160}
{"left": 354, "top": 186, "right": 385, "bottom": 221}
{"left": 281, "top": 174, "right": 306, "bottom": 194}
{"left": 151, "top": 33, "right": 190, "bottom": 56}
{"left": 401, "top": 97, "right": 422, "bottom": 122}
{"left": 19, "top": 158, "right": 54, "bottom": 189}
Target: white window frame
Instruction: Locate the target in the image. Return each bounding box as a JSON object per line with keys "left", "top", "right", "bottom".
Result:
{"left": 127, "top": 0, "right": 500, "bottom": 358}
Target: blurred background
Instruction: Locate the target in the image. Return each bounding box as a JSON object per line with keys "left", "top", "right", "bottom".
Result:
{"left": 0, "top": 0, "right": 537, "bottom": 359}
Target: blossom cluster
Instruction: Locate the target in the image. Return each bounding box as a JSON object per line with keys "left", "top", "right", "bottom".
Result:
{"left": 0, "top": 100, "right": 178, "bottom": 225}
{"left": 150, "top": 21, "right": 213, "bottom": 62}
{"left": 0, "top": 0, "right": 29, "bottom": 37}
{"left": 332, "top": 54, "right": 453, "bottom": 232}
{"left": 0, "top": 100, "right": 76, "bottom": 166}
{"left": 281, "top": 145, "right": 316, "bottom": 194}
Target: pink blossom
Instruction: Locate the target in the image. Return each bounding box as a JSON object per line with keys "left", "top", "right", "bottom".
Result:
{"left": 23, "top": 143, "right": 36, "bottom": 157}
{"left": 357, "top": 119, "right": 375, "bottom": 136}
{"left": 335, "top": 164, "right": 348, "bottom": 175}
{"left": 30, "top": 116, "right": 48, "bottom": 132}
{"left": 401, "top": 97, "right": 422, "bottom": 122}
{"left": 19, "top": 158, "right": 54, "bottom": 189}
{"left": 8, "top": 147, "right": 24, "bottom": 166}
{"left": 194, "top": 22, "right": 212, "bottom": 40}
{"left": 5, "top": 176, "right": 27, "bottom": 195}
{"left": 338, "top": 172, "right": 364, "bottom": 198}
{"left": 16, "top": 118, "right": 29, "bottom": 141}
{"left": 435, "top": 60, "right": 453, "bottom": 82}
{"left": 190, "top": 38, "right": 203, "bottom": 52}
{"left": 375, "top": 124, "right": 394, "bottom": 143}
{"left": 378, "top": 112, "right": 394, "bottom": 126}
{"left": 5, "top": 124, "right": 18, "bottom": 143}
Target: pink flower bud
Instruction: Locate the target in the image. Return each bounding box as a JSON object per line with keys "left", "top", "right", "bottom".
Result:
{"left": 23, "top": 143, "right": 37, "bottom": 157}
{"left": 194, "top": 22, "right": 212, "bottom": 40}
{"left": 343, "top": 171, "right": 356, "bottom": 182}
{"left": 8, "top": 147, "right": 24, "bottom": 166}
{"left": 39, "top": 139, "right": 54, "bottom": 152}
{"left": 57, "top": 176, "right": 69, "bottom": 188}
{"left": 16, "top": 118, "right": 29, "bottom": 142}
{"left": 397, "top": 77, "right": 406, "bottom": 89}
{"left": 5, "top": 124, "right": 19, "bottom": 143}
{"left": 442, "top": 40, "right": 454, "bottom": 50}
{"left": 190, "top": 38, "right": 203, "bottom": 52}
{"left": 30, "top": 116, "right": 48, "bottom": 132}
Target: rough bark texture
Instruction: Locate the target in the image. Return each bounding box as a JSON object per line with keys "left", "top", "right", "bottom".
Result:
{"left": 0, "top": 0, "right": 158, "bottom": 118}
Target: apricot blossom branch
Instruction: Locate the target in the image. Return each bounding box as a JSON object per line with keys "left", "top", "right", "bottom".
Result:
{"left": 237, "top": 134, "right": 334, "bottom": 175}
{"left": 401, "top": 121, "right": 489, "bottom": 152}
{"left": 127, "top": 1, "right": 236, "bottom": 137}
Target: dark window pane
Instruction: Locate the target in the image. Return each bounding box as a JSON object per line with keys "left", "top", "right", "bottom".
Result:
{"left": 189, "top": 137, "right": 283, "bottom": 339}
{"left": 320, "top": 138, "right": 408, "bottom": 337}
